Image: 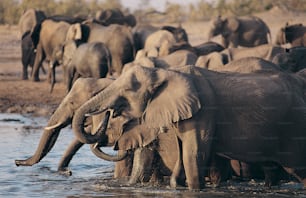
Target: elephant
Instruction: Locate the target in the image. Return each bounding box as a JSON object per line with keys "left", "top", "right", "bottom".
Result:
{"left": 14, "top": 77, "right": 128, "bottom": 174}
{"left": 18, "top": 9, "right": 46, "bottom": 80}
{"left": 18, "top": 8, "right": 46, "bottom": 37}
{"left": 275, "top": 23, "right": 306, "bottom": 47}
{"left": 54, "top": 41, "right": 112, "bottom": 92}
{"left": 208, "top": 15, "right": 271, "bottom": 48}
{"left": 197, "top": 57, "right": 282, "bottom": 74}
{"left": 95, "top": 8, "right": 136, "bottom": 27}
{"left": 30, "top": 19, "right": 72, "bottom": 82}
{"left": 66, "top": 21, "right": 135, "bottom": 77}
{"left": 196, "top": 44, "right": 285, "bottom": 69}
{"left": 272, "top": 47, "right": 306, "bottom": 72}
{"left": 133, "top": 24, "right": 189, "bottom": 52}
{"left": 143, "top": 29, "right": 185, "bottom": 57}
{"left": 71, "top": 64, "right": 306, "bottom": 190}
{"left": 123, "top": 49, "right": 198, "bottom": 75}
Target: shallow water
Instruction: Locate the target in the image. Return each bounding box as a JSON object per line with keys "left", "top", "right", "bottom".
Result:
{"left": 1, "top": 113, "right": 306, "bottom": 198}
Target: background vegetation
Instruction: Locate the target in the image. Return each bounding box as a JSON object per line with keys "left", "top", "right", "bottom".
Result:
{"left": 1, "top": 0, "right": 306, "bottom": 25}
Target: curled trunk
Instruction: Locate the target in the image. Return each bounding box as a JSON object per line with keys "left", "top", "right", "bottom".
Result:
{"left": 72, "top": 86, "right": 115, "bottom": 144}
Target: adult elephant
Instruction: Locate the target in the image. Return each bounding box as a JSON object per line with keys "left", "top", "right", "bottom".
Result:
{"left": 54, "top": 41, "right": 112, "bottom": 92}
{"left": 18, "top": 9, "right": 46, "bottom": 80}
{"left": 66, "top": 21, "right": 135, "bottom": 77}
{"left": 30, "top": 17, "right": 87, "bottom": 82}
{"left": 95, "top": 8, "right": 136, "bottom": 27}
{"left": 275, "top": 23, "right": 306, "bottom": 47}
{"left": 272, "top": 47, "right": 306, "bottom": 72}
{"left": 72, "top": 65, "right": 306, "bottom": 190}
{"left": 14, "top": 78, "right": 128, "bottom": 175}
{"left": 208, "top": 15, "right": 271, "bottom": 48}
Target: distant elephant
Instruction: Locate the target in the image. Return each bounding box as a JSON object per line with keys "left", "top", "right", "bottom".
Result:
{"left": 208, "top": 15, "right": 271, "bottom": 48}
{"left": 18, "top": 9, "right": 46, "bottom": 80}
{"left": 143, "top": 30, "right": 178, "bottom": 57}
{"left": 72, "top": 65, "right": 306, "bottom": 190}
{"left": 133, "top": 24, "right": 189, "bottom": 52}
{"left": 275, "top": 23, "right": 306, "bottom": 47}
{"left": 272, "top": 46, "right": 306, "bottom": 72}
{"left": 55, "top": 41, "right": 112, "bottom": 92}
{"left": 95, "top": 8, "right": 136, "bottom": 27}
{"left": 66, "top": 21, "right": 135, "bottom": 77}
{"left": 123, "top": 49, "right": 198, "bottom": 73}
{"left": 196, "top": 44, "right": 285, "bottom": 69}
{"left": 203, "top": 57, "right": 282, "bottom": 74}
{"left": 30, "top": 19, "right": 71, "bottom": 82}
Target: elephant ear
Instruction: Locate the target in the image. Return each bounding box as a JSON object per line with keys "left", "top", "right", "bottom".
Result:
{"left": 226, "top": 17, "right": 239, "bottom": 32}
{"left": 66, "top": 23, "right": 82, "bottom": 41}
{"left": 143, "top": 70, "right": 201, "bottom": 129}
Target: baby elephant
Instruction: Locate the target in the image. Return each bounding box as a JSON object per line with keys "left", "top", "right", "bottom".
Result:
{"left": 62, "top": 41, "right": 112, "bottom": 92}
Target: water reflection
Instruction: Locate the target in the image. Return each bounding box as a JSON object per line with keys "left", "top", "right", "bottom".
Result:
{"left": 0, "top": 113, "right": 306, "bottom": 197}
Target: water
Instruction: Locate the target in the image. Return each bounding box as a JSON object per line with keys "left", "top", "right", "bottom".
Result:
{"left": 1, "top": 113, "right": 306, "bottom": 198}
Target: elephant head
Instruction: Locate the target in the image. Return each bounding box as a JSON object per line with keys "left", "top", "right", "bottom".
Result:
{"left": 208, "top": 16, "right": 239, "bottom": 39}
{"left": 66, "top": 23, "right": 90, "bottom": 42}
{"left": 72, "top": 66, "right": 202, "bottom": 156}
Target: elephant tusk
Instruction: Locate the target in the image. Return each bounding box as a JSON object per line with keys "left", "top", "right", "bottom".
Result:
{"left": 45, "top": 122, "right": 62, "bottom": 130}
{"left": 90, "top": 143, "right": 128, "bottom": 162}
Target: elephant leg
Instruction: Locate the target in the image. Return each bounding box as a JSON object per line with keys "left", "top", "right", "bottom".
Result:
{"left": 57, "top": 138, "right": 84, "bottom": 176}
{"left": 179, "top": 113, "right": 214, "bottom": 190}
{"left": 128, "top": 147, "right": 155, "bottom": 184}
{"left": 170, "top": 137, "right": 183, "bottom": 188}
{"left": 114, "top": 151, "right": 133, "bottom": 179}
{"left": 31, "top": 45, "right": 45, "bottom": 81}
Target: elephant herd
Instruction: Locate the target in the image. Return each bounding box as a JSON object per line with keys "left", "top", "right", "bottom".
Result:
{"left": 15, "top": 8, "right": 306, "bottom": 191}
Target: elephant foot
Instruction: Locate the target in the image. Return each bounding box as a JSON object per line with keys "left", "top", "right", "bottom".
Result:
{"left": 22, "top": 76, "right": 28, "bottom": 80}
{"left": 57, "top": 167, "right": 72, "bottom": 176}
{"left": 15, "top": 159, "right": 32, "bottom": 166}
{"left": 170, "top": 175, "right": 177, "bottom": 188}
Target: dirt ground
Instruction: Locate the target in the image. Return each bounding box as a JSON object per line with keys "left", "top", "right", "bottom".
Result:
{"left": 0, "top": 7, "right": 305, "bottom": 118}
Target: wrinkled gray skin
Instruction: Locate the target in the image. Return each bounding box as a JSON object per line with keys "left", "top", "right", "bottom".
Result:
{"left": 275, "top": 23, "right": 306, "bottom": 47}
{"left": 196, "top": 44, "right": 285, "bottom": 69}
{"left": 56, "top": 41, "right": 112, "bottom": 92}
{"left": 272, "top": 46, "right": 306, "bottom": 72}
{"left": 95, "top": 8, "right": 136, "bottom": 27}
{"left": 18, "top": 9, "right": 46, "bottom": 80}
{"left": 66, "top": 21, "right": 135, "bottom": 77}
{"left": 208, "top": 15, "right": 271, "bottom": 48}
{"left": 72, "top": 65, "right": 306, "bottom": 190}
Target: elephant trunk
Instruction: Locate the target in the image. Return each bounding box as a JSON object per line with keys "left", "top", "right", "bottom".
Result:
{"left": 50, "top": 62, "right": 56, "bottom": 93}
{"left": 72, "top": 86, "right": 115, "bottom": 144}
{"left": 15, "top": 105, "right": 70, "bottom": 166}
